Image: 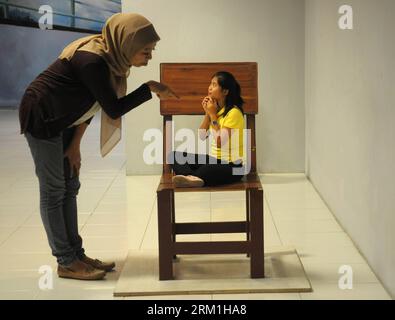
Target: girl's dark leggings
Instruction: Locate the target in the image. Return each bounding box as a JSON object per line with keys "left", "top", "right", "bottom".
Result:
{"left": 169, "top": 151, "right": 244, "bottom": 186}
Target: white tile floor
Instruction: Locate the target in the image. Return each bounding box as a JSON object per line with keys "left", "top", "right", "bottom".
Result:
{"left": 0, "top": 110, "right": 391, "bottom": 300}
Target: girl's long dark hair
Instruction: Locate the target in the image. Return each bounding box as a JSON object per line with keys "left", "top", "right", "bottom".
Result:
{"left": 213, "top": 71, "right": 244, "bottom": 117}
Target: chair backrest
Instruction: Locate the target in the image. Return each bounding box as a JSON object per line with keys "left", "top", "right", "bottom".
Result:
{"left": 160, "top": 62, "right": 259, "bottom": 174}
{"left": 160, "top": 63, "right": 258, "bottom": 115}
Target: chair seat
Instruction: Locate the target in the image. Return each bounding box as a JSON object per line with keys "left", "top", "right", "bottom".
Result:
{"left": 157, "top": 173, "right": 262, "bottom": 192}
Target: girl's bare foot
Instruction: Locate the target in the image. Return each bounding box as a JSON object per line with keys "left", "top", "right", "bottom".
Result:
{"left": 172, "top": 175, "right": 204, "bottom": 187}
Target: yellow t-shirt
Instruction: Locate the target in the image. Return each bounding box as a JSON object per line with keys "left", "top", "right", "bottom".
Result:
{"left": 209, "top": 107, "right": 244, "bottom": 163}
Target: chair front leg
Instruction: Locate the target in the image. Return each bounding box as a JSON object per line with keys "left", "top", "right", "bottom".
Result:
{"left": 246, "top": 189, "right": 251, "bottom": 258}
{"left": 171, "top": 190, "right": 178, "bottom": 260}
{"left": 249, "top": 188, "right": 264, "bottom": 278}
{"left": 157, "top": 188, "right": 174, "bottom": 280}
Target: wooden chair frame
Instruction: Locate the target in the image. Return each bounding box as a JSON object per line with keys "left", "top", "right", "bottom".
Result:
{"left": 156, "top": 63, "right": 264, "bottom": 280}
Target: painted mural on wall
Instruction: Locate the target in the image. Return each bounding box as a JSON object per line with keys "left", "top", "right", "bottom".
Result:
{"left": 0, "top": 0, "right": 121, "bottom": 33}
{"left": 0, "top": 1, "right": 122, "bottom": 107}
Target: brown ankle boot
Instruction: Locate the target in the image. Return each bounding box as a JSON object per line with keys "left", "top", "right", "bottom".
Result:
{"left": 81, "top": 255, "right": 116, "bottom": 272}
{"left": 57, "top": 259, "right": 106, "bottom": 280}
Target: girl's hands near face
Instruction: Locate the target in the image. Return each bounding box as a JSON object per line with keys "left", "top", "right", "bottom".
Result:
{"left": 202, "top": 96, "right": 210, "bottom": 114}
{"left": 205, "top": 97, "right": 217, "bottom": 117}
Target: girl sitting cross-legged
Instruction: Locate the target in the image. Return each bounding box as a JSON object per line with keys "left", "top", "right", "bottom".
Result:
{"left": 170, "top": 71, "right": 245, "bottom": 187}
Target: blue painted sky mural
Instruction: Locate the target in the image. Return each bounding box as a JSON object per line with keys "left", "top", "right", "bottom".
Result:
{"left": 0, "top": 0, "right": 122, "bottom": 32}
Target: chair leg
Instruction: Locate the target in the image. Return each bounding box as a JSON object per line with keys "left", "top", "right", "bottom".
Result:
{"left": 246, "top": 189, "right": 250, "bottom": 258}
{"left": 249, "top": 188, "right": 264, "bottom": 278}
{"left": 171, "top": 190, "right": 178, "bottom": 260}
{"left": 157, "top": 188, "right": 174, "bottom": 280}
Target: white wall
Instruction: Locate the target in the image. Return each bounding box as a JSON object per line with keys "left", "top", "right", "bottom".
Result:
{"left": 305, "top": 0, "right": 395, "bottom": 298}
{"left": 123, "top": 0, "right": 306, "bottom": 175}
{"left": 124, "top": 0, "right": 395, "bottom": 298}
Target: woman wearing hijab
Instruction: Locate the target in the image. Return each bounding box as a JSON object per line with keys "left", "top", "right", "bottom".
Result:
{"left": 18, "top": 13, "right": 177, "bottom": 280}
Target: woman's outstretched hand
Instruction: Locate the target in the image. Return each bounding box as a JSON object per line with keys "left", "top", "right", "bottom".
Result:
{"left": 146, "top": 81, "right": 179, "bottom": 100}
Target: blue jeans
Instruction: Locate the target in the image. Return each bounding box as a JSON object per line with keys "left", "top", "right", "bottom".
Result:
{"left": 25, "top": 128, "right": 85, "bottom": 266}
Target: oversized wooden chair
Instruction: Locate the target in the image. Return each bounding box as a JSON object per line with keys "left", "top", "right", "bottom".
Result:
{"left": 156, "top": 62, "right": 264, "bottom": 280}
